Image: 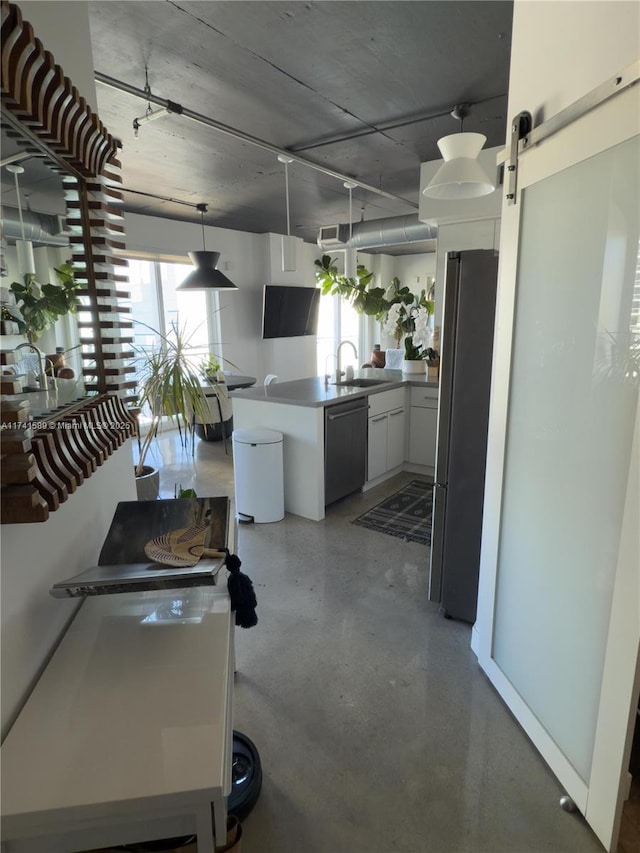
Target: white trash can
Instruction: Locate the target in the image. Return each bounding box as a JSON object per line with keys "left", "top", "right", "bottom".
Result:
{"left": 232, "top": 428, "right": 284, "bottom": 523}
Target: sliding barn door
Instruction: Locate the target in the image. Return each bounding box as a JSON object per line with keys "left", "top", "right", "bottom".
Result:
{"left": 473, "top": 77, "right": 640, "bottom": 851}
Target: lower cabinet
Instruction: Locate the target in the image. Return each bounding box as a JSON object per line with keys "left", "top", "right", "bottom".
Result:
{"left": 367, "top": 388, "right": 406, "bottom": 481}
{"left": 367, "top": 412, "right": 388, "bottom": 481}
{"left": 408, "top": 387, "right": 438, "bottom": 469}
{"left": 387, "top": 407, "right": 406, "bottom": 469}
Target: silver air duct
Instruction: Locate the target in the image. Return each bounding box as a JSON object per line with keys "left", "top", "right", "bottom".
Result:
{"left": 0, "top": 207, "right": 68, "bottom": 247}
{"left": 317, "top": 214, "right": 436, "bottom": 252}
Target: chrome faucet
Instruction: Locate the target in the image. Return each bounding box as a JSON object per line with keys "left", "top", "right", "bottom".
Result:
{"left": 14, "top": 342, "right": 48, "bottom": 390}
{"left": 336, "top": 340, "right": 358, "bottom": 379}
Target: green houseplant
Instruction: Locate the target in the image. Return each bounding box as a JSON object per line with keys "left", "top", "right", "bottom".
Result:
{"left": 314, "top": 254, "right": 389, "bottom": 320}
{"left": 133, "top": 322, "right": 224, "bottom": 499}
{"left": 314, "top": 255, "right": 435, "bottom": 366}
{"left": 9, "top": 262, "right": 81, "bottom": 343}
{"left": 381, "top": 278, "right": 435, "bottom": 365}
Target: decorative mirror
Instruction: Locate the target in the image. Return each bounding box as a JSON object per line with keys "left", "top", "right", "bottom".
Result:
{"left": 0, "top": 1, "right": 136, "bottom": 522}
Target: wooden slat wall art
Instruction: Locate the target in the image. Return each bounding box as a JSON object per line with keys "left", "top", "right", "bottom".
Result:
{"left": 0, "top": 395, "right": 138, "bottom": 523}
{"left": 65, "top": 170, "right": 136, "bottom": 401}
{"left": 1, "top": 0, "right": 139, "bottom": 522}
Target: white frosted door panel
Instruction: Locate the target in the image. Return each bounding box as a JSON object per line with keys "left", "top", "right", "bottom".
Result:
{"left": 492, "top": 135, "right": 639, "bottom": 782}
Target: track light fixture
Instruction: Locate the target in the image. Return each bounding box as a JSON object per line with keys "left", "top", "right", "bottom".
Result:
{"left": 277, "top": 154, "right": 296, "bottom": 271}
{"left": 344, "top": 181, "right": 358, "bottom": 280}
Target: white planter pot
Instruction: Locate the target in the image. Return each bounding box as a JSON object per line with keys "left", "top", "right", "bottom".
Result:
{"left": 135, "top": 465, "right": 160, "bottom": 501}
{"left": 402, "top": 359, "right": 425, "bottom": 374}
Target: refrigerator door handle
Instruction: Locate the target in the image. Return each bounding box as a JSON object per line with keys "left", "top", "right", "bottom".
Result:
{"left": 428, "top": 483, "right": 447, "bottom": 603}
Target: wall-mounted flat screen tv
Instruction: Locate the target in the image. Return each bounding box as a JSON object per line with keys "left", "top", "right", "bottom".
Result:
{"left": 262, "top": 285, "right": 321, "bottom": 339}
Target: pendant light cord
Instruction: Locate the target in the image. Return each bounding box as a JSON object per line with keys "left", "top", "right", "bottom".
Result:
{"left": 197, "top": 202, "right": 208, "bottom": 250}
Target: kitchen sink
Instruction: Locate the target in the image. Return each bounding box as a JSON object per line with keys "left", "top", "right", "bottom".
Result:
{"left": 334, "top": 378, "right": 388, "bottom": 387}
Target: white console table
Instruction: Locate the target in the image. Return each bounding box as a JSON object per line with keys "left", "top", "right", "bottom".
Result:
{"left": 0, "top": 584, "right": 234, "bottom": 852}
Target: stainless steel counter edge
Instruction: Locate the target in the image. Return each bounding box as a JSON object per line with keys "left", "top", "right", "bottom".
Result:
{"left": 228, "top": 369, "right": 439, "bottom": 409}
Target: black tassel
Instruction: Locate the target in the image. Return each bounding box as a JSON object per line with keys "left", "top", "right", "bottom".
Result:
{"left": 223, "top": 549, "right": 258, "bottom": 629}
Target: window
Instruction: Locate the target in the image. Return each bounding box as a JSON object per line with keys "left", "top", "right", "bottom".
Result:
{"left": 127, "top": 258, "right": 221, "bottom": 365}
{"left": 126, "top": 258, "right": 222, "bottom": 426}
{"left": 316, "top": 292, "right": 362, "bottom": 376}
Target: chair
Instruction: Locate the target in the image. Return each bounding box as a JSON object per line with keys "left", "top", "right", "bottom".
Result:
{"left": 264, "top": 374, "right": 278, "bottom": 385}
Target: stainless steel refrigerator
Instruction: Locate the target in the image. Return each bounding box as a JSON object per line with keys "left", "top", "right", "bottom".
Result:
{"left": 429, "top": 249, "right": 499, "bottom": 623}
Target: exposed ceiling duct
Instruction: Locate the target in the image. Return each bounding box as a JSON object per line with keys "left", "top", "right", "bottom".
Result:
{"left": 317, "top": 214, "right": 437, "bottom": 253}
{"left": 1, "top": 207, "right": 68, "bottom": 247}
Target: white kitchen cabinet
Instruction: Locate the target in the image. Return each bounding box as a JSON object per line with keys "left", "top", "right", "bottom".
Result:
{"left": 367, "top": 388, "right": 406, "bottom": 483}
{"left": 408, "top": 386, "right": 438, "bottom": 469}
{"left": 367, "top": 412, "right": 388, "bottom": 481}
{"left": 387, "top": 407, "right": 406, "bottom": 469}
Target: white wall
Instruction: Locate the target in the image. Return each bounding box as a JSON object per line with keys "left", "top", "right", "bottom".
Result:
{"left": 507, "top": 1, "right": 639, "bottom": 124}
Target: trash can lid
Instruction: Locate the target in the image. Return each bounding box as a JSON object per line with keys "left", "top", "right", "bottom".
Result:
{"left": 232, "top": 428, "right": 283, "bottom": 445}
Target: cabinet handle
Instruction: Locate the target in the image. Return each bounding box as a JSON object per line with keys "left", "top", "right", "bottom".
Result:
{"left": 370, "top": 414, "right": 387, "bottom": 423}
{"left": 389, "top": 408, "right": 404, "bottom": 417}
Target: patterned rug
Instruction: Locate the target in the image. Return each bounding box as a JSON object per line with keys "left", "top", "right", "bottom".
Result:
{"left": 352, "top": 480, "right": 433, "bottom": 546}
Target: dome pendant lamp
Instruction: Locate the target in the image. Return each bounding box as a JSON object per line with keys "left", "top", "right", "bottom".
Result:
{"left": 423, "top": 105, "right": 495, "bottom": 200}
{"left": 177, "top": 203, "right": 238, "bottom": 291}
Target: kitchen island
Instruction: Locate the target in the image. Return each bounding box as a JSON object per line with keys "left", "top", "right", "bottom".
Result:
{"left": 229, "top": 369, "right": 438, "bottom": 520}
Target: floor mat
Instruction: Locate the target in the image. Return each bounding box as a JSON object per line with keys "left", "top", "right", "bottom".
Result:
{"left": 352, "top": 480, "right": 433, "bottom": 546}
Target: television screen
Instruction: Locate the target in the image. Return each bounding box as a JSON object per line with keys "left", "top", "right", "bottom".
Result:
{"left": 262, "top": 285, "right": 321, "bottom": 339}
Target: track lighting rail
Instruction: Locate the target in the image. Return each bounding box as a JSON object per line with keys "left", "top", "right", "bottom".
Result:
{"left": 95, "top": 71, "right": 418, "bottom": 210}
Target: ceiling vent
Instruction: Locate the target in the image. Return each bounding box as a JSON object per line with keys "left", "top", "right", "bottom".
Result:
{"left": 318, "top": 215, "right": 437, "bottom": 253}
{"left": 317, "top": 224, "right": 349, "bottom": 247}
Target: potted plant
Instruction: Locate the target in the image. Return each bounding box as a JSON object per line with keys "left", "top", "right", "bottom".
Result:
{"left": 381, "top": 284, "right": 435, "bottom": 373}
{"left": 133, "top": 322, "right": 222, "bottom": 500}
{"left": 314, "top": 254, "right": 389, "bottom": 318}
{"left": 9, "top": 262, "right": 81, "bottom": 343}
{"left": 314, "top": 256, "right": 435, "bottom": 371}
{"left": 198, "top": 353, "right": 222, "bottom": 382}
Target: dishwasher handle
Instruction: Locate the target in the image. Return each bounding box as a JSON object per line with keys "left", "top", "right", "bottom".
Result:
{"left": 326, "top": 404, "right": 368, "bottom": 421}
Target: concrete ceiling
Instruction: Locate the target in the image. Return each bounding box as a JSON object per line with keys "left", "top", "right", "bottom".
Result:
{"left": 6, "top": 2, "right": 515, "bottom": 255}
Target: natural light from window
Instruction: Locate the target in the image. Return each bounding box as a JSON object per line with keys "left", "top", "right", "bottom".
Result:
{"left": 316, "top": 292, "right": 361, "bottom": 376}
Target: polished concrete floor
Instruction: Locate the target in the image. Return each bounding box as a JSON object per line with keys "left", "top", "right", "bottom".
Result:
{"left": 141, "top": 431, "right": 606, "bottom": 853}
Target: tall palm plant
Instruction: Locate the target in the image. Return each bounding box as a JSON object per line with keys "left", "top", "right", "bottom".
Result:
{"left": 134, "top": 322, "right": 221, "bottom": 478}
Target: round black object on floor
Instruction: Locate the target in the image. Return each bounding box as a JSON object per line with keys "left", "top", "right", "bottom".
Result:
{"left": 118, "top": 731, "right": 261, "bottom": 851}
{"left": 229, "top": 730, "right": 262, "bottom": 821}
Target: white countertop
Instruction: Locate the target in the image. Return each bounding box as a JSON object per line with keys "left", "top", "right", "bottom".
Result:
{"left": 228, "top": 368, "right": 438, "bottom": 408}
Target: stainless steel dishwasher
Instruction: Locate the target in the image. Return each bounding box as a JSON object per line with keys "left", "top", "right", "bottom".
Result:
{"left": 324, "top": 396, "right": 368, "bottom": 506}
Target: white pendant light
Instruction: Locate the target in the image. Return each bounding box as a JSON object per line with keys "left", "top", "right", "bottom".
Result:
{"left": 344, "top": 180, "right": 357, "bottom": 280}
{"left": 6, "top": 164, "right": 36, "bottom": 275}
{"left": 423, "top": 105, "right": 495, "bottom": 200}
{"left": 277, "top": 155, "right": 296, "bottom": 271}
